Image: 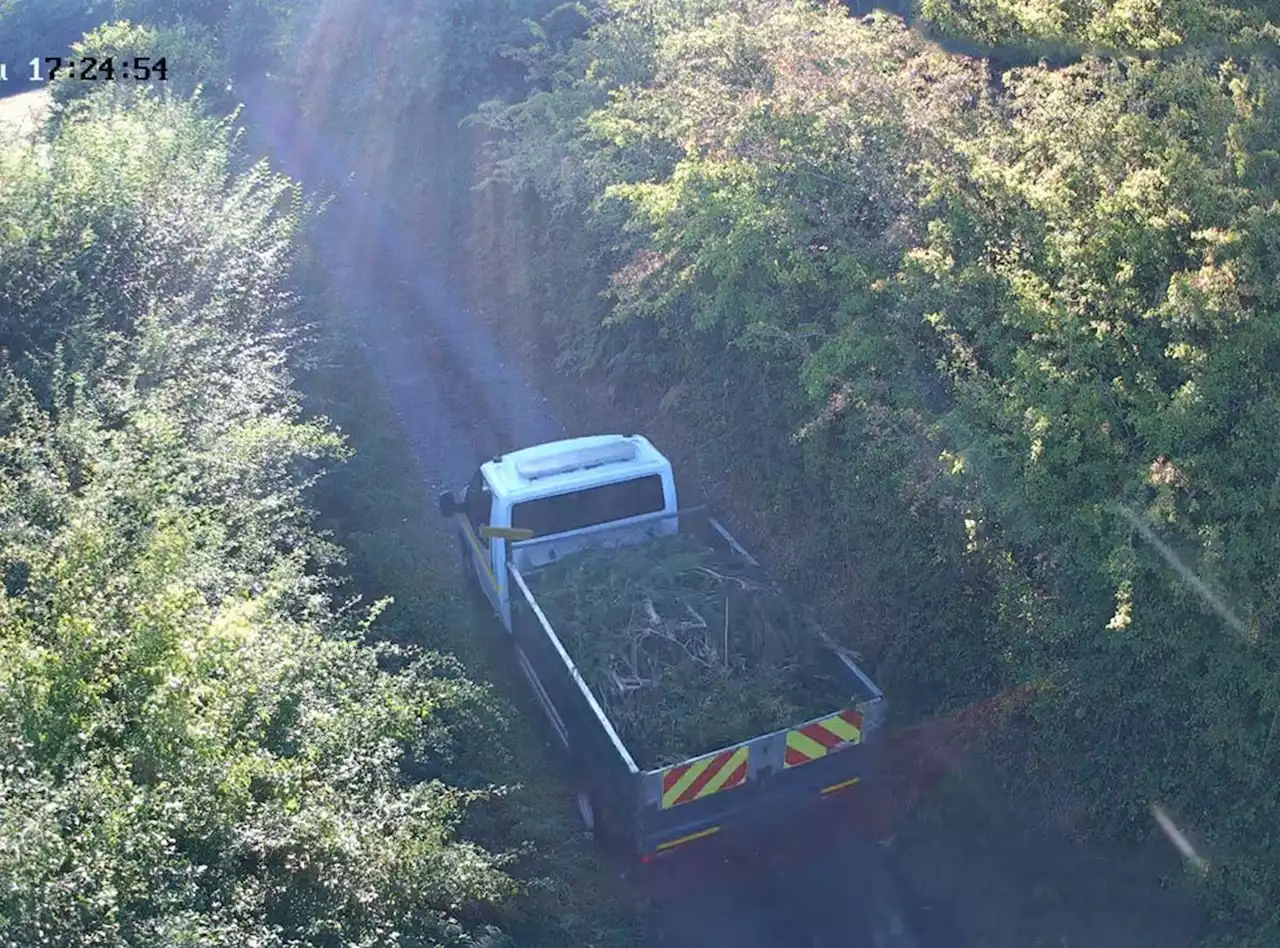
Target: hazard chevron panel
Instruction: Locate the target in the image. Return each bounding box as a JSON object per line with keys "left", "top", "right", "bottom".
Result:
{"left": 784, "top": 709, "right": 864, "bottom": 768}
{"left": 660, "top": 744, "right": 749, "bottom": 810}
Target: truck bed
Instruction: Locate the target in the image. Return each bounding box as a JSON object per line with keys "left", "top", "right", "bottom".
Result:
{"left": 506, "top": 508, "right": 885, "bottom": 857}
{"left": 516, "top": 514, "right": 863, "bottom": 769}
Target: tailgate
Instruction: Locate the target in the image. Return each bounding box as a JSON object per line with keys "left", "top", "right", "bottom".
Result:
{"left": 637, "top": 695, "right": 886, "bottom": 859}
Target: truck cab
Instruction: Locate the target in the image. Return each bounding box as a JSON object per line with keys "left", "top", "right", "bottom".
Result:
{"left": 438, "top": 434, "right": 678, "bottom": 628}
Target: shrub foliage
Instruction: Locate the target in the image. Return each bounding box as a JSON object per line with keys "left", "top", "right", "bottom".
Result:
{"left": 10, "top": 0, "right": 1280, "bottom": 941}
{"left": 0, "top": 95, "right": 521, "bottom": 948}
{"left": 470, "top": 0, "right": 1280, "bottom": 941}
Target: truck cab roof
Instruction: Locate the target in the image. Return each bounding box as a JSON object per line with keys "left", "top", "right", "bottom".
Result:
{"left": 482, "top": 434, "right": 670, "bottom": 504}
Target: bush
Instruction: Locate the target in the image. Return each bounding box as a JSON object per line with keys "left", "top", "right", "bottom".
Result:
{"left": 0, "top": 94, "right": 523, "bottom": 947}
{"left": 471, "top": 0, "right": 1280, "bottom": 940}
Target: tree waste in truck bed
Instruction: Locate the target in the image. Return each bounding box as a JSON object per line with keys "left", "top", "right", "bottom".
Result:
{"left": 524, "top": 532, "right": 852, "bottom": 769}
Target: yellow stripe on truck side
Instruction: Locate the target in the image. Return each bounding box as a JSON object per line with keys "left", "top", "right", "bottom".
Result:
{"left": 459, "top": 520, "right": 499, "bottom": 592}
{"left": 655, "top": 825, "right": 721, "bottom": 853}
{"left": 821, "top": 776, "right": 861, "bottom": 795}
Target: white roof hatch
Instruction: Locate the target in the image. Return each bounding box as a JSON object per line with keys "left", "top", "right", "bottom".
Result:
{"left": 514, "top": 439, "right": 639, "bottom": 481}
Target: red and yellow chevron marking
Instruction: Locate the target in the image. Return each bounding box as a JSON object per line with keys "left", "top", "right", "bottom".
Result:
{"left": 784, "top": 709, "right": 864, "bottom": 768}
{"left": 660, "top": 745, "right": 749, "bottom": 810}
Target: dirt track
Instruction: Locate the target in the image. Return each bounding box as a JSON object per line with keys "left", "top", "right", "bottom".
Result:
{"left": 0, "top": 62, "right": 1205, "bottom": 948}
{"left": 235, "top": 75, "right": 963, "bottom": 948}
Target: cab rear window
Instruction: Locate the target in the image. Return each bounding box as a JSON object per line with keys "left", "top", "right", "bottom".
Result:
{"left": 511, "top": 475, "right": 665, "bottom": 537}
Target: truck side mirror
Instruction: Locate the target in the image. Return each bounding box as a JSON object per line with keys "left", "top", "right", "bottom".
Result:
{"left": 437, "top": 491, "right": 456, "bottom": 517}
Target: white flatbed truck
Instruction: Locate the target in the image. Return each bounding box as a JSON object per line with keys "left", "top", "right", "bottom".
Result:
{"left": 438, "top": 434, "right": 885, "bottom": 862}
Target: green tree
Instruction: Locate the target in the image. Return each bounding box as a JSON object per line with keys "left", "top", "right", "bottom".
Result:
{"left": 47, "top": 19, "right": 222, "bottom": 119}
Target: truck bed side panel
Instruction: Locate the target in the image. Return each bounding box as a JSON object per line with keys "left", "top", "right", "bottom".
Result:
{"left": 508, "top": 567, "right": 640, "bottom": 831}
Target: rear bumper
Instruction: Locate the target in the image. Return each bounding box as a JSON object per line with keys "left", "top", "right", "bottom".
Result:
{"left": 639, "top": 756, "right": 872, "bottom": 865}
{"left": 632, "top": 778, "right": 874, "bottom": 903}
